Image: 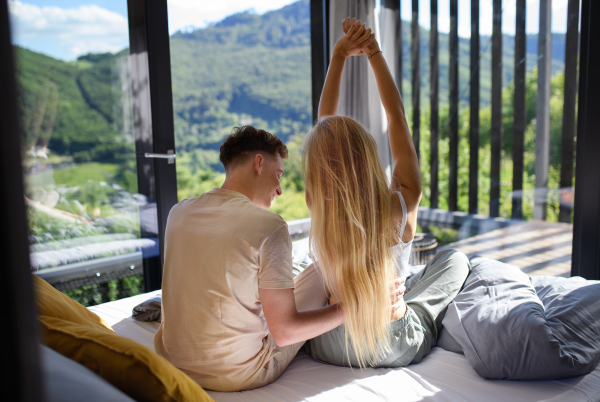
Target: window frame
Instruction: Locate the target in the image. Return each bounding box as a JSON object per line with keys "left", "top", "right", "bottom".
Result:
{"left": 128, "top": 0, "right": 178, "bottom": 291}
{"left": 0, "top": 0, "right": 46, "bottom": 399}
{"left": 571, "top": 0, "right": 600, "bottom": 280}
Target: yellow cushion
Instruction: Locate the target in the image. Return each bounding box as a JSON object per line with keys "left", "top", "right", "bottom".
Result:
{"left": 32, "top": 275, "right": 113, "bottom": 333}
{"left": 39, "top": 316, "right": 214, "bottom": 402}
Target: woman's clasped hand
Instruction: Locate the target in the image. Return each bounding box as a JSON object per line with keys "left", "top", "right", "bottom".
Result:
{"left": 332, "top": 18, "right": 376, "bottom": 58}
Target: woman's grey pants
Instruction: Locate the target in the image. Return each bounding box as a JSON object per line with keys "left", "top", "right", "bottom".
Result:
{"left": 305, "top": 249, "right": 471, "bottom": 368}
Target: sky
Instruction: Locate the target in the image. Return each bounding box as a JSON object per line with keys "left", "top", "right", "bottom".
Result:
{"left": 8, "top": 0, "right": 570, "bottom": 61}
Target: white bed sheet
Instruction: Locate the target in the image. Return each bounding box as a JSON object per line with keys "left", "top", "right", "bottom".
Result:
{"left": 89, "top": 292, "right": 600, "bottom": 402}
{"left": 89, "top": 290, "right": 162, "bottom": 351}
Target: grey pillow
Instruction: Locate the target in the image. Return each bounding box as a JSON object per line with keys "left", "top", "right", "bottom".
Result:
{"left": 441, "top": 257, "right": 600, "bottom": 380}
{"left": 42, "top": 345, "right": 134, "bottom": 402}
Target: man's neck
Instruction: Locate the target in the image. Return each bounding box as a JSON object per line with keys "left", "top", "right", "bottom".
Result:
{"left": 221, "top": 175, "right": 257, "bottom": 205}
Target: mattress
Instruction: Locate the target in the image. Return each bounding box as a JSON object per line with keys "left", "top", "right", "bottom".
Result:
{"left": 89, "top": 292, "right": 600, "bottom": 401}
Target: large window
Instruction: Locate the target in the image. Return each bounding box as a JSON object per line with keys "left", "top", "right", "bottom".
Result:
{"left": 10, "top": 0, "right": 159, "bottom": 305}
{"left": 167, "top": 0, "right": 312, "bottom": 221}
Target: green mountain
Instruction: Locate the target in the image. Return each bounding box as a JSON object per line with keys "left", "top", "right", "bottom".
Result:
{"left": 14, "top": 0, "right": 567, "bottom": 174}
{"left": 14, "top": 47, "right": 133, "bottom": 163}
{"left": 168, "top": 0, "right": 312, "bottom": 162}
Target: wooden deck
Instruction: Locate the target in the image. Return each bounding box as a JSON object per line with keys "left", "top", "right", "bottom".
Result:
{"left": 442, "top": 220, "right": 573, "bottom": 277}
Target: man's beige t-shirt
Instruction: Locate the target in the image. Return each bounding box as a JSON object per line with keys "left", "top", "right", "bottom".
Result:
{"left": 154, "top": 188, "right": 295, "bottom": 391}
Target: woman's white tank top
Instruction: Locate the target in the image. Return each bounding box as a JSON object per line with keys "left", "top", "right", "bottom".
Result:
{"left": 391, "top": 189, "right": 413, "bottom": 278}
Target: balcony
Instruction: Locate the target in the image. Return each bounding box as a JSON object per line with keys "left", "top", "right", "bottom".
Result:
{"left": 17, "top": 0, "right": 591, "bottom": 307}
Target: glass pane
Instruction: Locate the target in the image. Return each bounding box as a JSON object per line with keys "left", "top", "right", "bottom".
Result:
{"left": 10, "top": 0, "right": 159, "bottom": 305}
{"left": 167, "top": 0, "right": 311, "bottom": 222}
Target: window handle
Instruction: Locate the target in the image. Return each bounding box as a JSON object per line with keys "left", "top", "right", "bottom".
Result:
{"left": 143, "top": 150, "right": 176, "bottom": 164}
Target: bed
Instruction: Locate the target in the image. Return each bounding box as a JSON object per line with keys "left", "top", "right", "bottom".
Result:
{"left": 89, "top": 288, "right": 600, "bottom": 402}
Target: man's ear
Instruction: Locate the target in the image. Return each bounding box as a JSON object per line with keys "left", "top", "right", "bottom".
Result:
{"left": 253, "top": 154, "right": 264, "bottom": 175}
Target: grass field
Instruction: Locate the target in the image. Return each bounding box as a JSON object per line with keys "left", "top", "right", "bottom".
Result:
{"left": 52, "top": 162, "right": 120, "bottom": 187}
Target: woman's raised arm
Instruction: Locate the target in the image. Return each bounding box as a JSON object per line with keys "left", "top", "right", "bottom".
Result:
{"left": 357, "top": 28, "right": 422, "bottom": 240}
{"left": 318, "top": 19, "right": 375, "bottom": 119}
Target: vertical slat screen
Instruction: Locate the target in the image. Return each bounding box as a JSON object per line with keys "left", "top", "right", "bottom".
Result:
{"left": 449, "top": 0, "right": 459, "bottom": 211}
{"left": 512, "top": 0, "right": 526, "bottom": 220}
{"left": 534, "top": 0, "right": 552, "bottom": 220}
{"left": 412, "top": 0, "right": 420, "bottom": 160}
{"left": 469, "top": 0, "right": 480, "bottom": 214}
{"left": 559, "top": 0, "right": 580, "bottom": 223}
{"left": 490, "top": 0, "right": 502, "bottom": 217}
{"left": 430, "top": 0, "right": 439, "bottom": 208}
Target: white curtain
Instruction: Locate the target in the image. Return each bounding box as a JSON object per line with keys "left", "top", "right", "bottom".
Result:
{"left": 328, "top": 0, "right": 392, "bottom": 177}
{"left": 379, "top": 2, "right": 400, "bottom": 92}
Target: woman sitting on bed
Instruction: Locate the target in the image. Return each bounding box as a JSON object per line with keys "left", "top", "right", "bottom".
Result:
{"left": 302, "top": 18, "right": 471, "bottom": 368}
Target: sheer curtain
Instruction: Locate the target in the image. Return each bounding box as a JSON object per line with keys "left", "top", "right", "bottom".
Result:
{"left": 328, "top": 0, "right": 392, "bottom": 178}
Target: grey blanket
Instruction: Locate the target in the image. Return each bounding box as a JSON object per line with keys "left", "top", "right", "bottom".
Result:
{"left": 439, "top": 257, "right": 600, "bottom": 380}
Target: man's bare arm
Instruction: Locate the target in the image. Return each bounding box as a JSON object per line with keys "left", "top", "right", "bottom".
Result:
{"left": 259, "top": 288, "right": 344, "bottom": 347}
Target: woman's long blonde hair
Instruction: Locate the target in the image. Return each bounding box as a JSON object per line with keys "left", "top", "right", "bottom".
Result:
{"left": 303, "top": 116, "right": 398, "bottom": 367}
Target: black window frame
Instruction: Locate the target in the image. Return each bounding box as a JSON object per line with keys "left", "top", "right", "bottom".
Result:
{"left": 127, "top": 0, "right": 178, "bottom": 292}
{"left": 1, "top": 0, "right": 46, "bottom": 399}
{"left": 571, "top": 0, "right": 600, "bottom": 280}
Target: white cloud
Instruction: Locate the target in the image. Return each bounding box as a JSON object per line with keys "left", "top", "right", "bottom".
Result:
{"left": 167, "top": 0, "right": 298, "bottom": 34}
{"left": 9, "top": 0, "right": 301, "bottom": 59}
{"left": 69, "top": 40, "right": 125, "bottom": 57}
{"left": 9, "top": 0, "right": 128, "bottom": 59}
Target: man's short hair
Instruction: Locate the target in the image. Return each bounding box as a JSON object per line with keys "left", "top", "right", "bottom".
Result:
{"left": 219, "top": 126, "right": 288, "bottom": 169}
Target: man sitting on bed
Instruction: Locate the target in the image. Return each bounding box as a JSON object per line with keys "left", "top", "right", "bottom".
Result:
{"left": 154, "top": 126, "right": 345, "bottom": 392}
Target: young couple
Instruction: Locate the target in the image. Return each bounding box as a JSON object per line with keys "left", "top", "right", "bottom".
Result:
{"left": 154, "top": 18, "right": 470, "bottom": 392}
